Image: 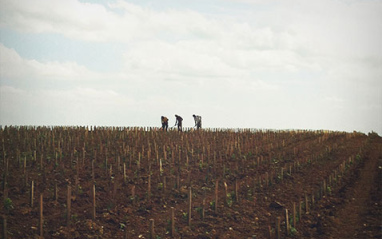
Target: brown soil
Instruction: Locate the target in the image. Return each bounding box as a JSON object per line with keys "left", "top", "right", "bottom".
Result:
{"left": 0, "top": 127, "right": 381, "bottom": 238}
{"left": 315, "top": 135, "right": 382, "bottom": 239}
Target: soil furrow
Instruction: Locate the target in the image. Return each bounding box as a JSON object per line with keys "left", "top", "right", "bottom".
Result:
{"left": 318, "top": 138, "right": 381, "bottom": 239}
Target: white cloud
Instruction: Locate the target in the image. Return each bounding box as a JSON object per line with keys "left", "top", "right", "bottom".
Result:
{"left": 0, "top": 43, "right": 102, "bottom": 82}
{"left": 3, "top": 0, "right": 376, "bottom": 80}
{"left": 0, "top": 0, "right": 225, "bottom": 42}
{"left": 0, "top": 0, "right": 119, "bottom": 41}
{"left": 122, "top": 40, "right": 246, "bottom": 81}
{"left": 0, "top": 85, "right": 138, "bottom": 125}
{"left": 0, "top": 0, "right": 381, "bottom": 134}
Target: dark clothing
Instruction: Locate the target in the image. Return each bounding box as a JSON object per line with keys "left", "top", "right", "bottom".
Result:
{"left": 161, "top": 117, "right": 168, "bottom": 131}
{"left": 193, "top": 115, "right": 202, "bottom": 130}
{"left": 175, "top": 115, "right": 183, "bottom": 132}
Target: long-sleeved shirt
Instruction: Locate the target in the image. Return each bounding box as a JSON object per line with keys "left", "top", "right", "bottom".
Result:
{"left": 175, "top": 116, "right": 183, "bottom": 125}
{"left": 162, "top": 117, "right": 168, "bottom": 124}
{"left": 194, "top": 115, "right": 202, "bottom": 126}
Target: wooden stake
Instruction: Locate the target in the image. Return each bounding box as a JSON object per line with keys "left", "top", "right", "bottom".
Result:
{"left": 285, "top": 209, "right": 290, "bottom": 236}
{"left": 92, "top": 184, "right": 96, "bottom": 220}
{"left": 39, "top": 194, "right": 43, "bottom": 237}
{"left": 3, "top": 216, "right": 7, "bottom": 239}
{"left": 30, "top": 180, "right": 34, "bottom": 208}
{"left": 159, "top": 159, "right": 163, "bottom": 175}
{"left": 276, "top": 216, "right": 281, "bottom": 239}
{"left": 124, "top": 225, "right": 128, "bottom": 239}
{"left": 281, "top": 167, "right": 284, "bottom": 182}
{"left": 163, "top": 176, "right": 167, "bottom": 193}
{"left": 188, "top": 187, "right": 192, "bottom": 227}
{"left": 105, "top": 156, "right": 108, "bottom": 175}
{"left": 148, "top": 174, "right": 151, "bottom": 200}
{"left": 123, "top": 163, "right": 126, "bottom": 183}
{"left": 235, "top": 179, "right": 239, "bottom": 203}
{"left": 299, "top": 201, "right": 302, "bottom": 222}
{"left": 224, "top": 182, "right": 228, "bottom": 206}
{"left": 23, "top": 157, "right": 26, "bottom": 175}
{"left": 215, "top": 180, "right": 219, "bottom": 212}
{"left": 92, "top": 160, "right": 95, "bottom": 182}
{"left": 268, "top": 225, "right": 272, "bottom": 239}
{"left": 74, "top": 175, "right": 79, "bottom": 195}
{"left": 117, "top": 156, "right": 121, "bottom": 172}
{"left": 202, "top": 198, "right": 205, "bottom": 220}
{"left": 329, "top": 174, "right": 332, "bottom": 188}
{"left": 187, "top": 170, "right": 191, "bottom": 186}
{"left": 171, "top": 207, "right": 175, "bottom": 237}
{"left": 149, "top": 219, "right": 155, "bottom": 239}
{"left": 293, "top": 202, "right": 296, "bottom": 227}
{"left": 131, "top": 185, "right": 136, "bottom": 204}
{"left": 67, "top": 185, "right": 71, "bottom": 225}
{"left": 113, "top": 180, "right": 118, "bottom": 200}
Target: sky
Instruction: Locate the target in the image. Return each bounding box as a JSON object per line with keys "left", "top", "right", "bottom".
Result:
{"left": 0, "top": 0, "right": 381, "bottom": 134}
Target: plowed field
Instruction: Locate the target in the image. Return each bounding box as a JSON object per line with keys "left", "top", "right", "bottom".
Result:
{"left": 1, "top": 126, "right": 381, "bottom": 238}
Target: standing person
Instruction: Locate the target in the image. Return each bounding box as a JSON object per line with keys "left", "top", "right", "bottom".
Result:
{"left": 193, "top": 114, "right": 202, "bottom": 130}
{"left": 174, "top": 114, "right": 183, "bottom": 132}
{"left": 161, "top": 116, "right": 169, "bottom": 131}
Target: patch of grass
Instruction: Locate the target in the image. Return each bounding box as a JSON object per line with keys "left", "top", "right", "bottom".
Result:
{"left": 290, "top": 226, "right": 298, "bottom": 236}
{"left": 195, "top": 206, "right": 203, "bottom": 218}
{"left": 182, "top": 212, "right": 188, "bottom": 221}
{"left": 209, "top": 200, "right": 215, "bottom": 210}
{"left": 157, "top": 182, "right": 163, "bottom": 190}
{"left": 356, "top": 154, "right": 362, "bottom": 162}
{"left": 226, "top": 192, "right": 234, "bottom": 207}
{"left": 4, "top": 197, "right": 14, "bottom": 211}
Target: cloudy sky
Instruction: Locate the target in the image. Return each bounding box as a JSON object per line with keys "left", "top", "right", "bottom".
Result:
{"left": 0, "top": 0, "right": 381, "bottom": 134}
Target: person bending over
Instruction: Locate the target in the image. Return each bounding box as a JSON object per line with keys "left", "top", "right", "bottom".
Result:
{"left": 193, "top": 114, "right": 202, "bottom": 130}
{"left": 174, "top": 114, "right": 183, "bottom": 132}
{"left": 161, "top": 116, "right": 168, "bottom": 131}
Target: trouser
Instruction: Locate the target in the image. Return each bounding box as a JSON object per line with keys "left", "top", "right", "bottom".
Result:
{"left": 162, "top": 123, "right": 168, "bottom": 131}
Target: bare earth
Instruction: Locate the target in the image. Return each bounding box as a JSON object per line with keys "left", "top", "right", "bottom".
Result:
{"left": 0, "top": 127, "right": 381, "bottom": 238}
